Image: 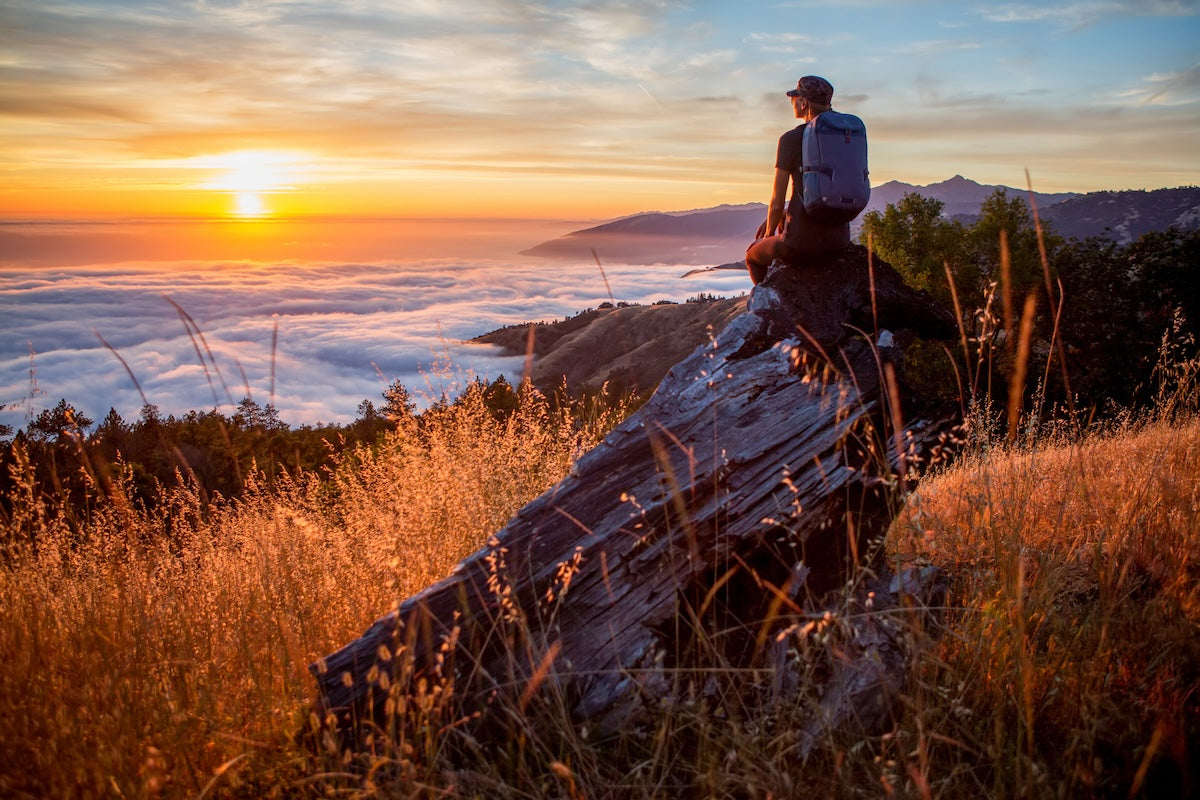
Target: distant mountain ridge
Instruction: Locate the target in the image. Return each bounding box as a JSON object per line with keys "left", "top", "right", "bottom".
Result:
{"left": 866, "top": 175, "right": 1080, "bottom": 218}
{"left": 1040, "top": 187, "right": 1200, "bottom": 244}
{"left": 521, "top": 178, "right": 1199, "bottom": 263}
{"left": 519, "top": 204, "right": 765, "bottom": 265}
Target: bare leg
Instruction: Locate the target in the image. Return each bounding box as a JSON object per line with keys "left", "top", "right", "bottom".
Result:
{"left": 745, "top": 234, "right": 789, "bottom": 285}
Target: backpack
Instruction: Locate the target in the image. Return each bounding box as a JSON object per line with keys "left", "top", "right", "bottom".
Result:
{"left": 801, "top": 110, "right": 870, "bottom": 224}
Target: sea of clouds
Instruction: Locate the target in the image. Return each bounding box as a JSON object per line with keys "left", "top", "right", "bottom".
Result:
{"left": 2, "top": 221, "right": 748, "bottom": 432}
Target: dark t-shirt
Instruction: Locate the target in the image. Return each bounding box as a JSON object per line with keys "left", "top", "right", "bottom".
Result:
{"left": 775, "top": 123, "right": 850, "bottom": 254}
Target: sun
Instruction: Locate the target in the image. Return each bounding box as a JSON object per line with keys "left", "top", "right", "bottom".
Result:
{"left": 196, "top": 150, "right": 307, "bottom": 218}
{"left": 233, "top": 191, "right": 267, "bottom": 218}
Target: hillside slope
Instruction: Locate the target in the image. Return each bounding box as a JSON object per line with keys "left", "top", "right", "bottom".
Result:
{"left": 1041, "top": 186, "right": 1200, "bottom": 243}
{"left": 519, "top": 205, "right": 764, "bottom": 265}
{"left": 473, "top": 298, "right": 747, "bottom": 395}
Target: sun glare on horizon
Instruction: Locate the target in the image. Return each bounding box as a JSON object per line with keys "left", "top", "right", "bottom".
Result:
{"left": 195, "top": 150, "right": 310, "bottom": 218}
{"left": 233, "top": 191, "right": 267, "bottom": 218}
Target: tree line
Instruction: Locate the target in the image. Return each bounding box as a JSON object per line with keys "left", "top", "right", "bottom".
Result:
{"left": 860, "top": 188, "right": 1199, "bottom": 417}
{"left": 0, "top": 376, "right": 540, "bottom": 533}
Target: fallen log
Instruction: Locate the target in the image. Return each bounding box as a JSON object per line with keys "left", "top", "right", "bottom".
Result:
{"left": 311, "top": 245, "right": 959, "bottom": 745}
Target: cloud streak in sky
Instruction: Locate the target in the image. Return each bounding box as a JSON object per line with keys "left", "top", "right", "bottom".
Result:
{"left": 982, "top": 1, "right": 1197, "bottom": 27}
{"left": 1136, "top": 63, "right": 1200, "bottom": 105}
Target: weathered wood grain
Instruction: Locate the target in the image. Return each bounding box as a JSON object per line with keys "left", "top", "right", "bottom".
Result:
{"left": 312, "top": 246, "right": 958, "bottom": 741}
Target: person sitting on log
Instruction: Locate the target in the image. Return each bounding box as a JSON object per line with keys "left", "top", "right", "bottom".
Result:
{"left": 745, "top": 75, "right": 853, "bottom": 285}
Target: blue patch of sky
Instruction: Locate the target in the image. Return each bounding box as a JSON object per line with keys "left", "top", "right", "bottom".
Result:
{"left": 693, "top": 1, "right": 1198, "bottom": 104}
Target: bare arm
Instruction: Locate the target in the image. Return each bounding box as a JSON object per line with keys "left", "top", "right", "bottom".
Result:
{"left": 763, "top": 167, "right": 791, "bottom": 237}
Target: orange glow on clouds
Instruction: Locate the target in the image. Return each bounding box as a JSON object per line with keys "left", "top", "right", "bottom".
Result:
{"left": 198, "top": 150, "right": 302, "bottom": 191}
{"left": 0, "top": 143, "right": 715, "bottom": 221}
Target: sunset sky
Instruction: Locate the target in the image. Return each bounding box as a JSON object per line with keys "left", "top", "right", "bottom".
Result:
{"left": 3, "top": 0, "right": 1199, "bottom": 221}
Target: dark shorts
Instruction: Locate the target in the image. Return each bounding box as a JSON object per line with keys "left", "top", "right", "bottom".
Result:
{"left": 781, "top": 210, "right": 851, "bottom": 257}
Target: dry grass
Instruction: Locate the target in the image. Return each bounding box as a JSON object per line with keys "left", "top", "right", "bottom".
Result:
{"left": 0, "top": 383, "right": 626, "bottom": 799}
{"left": 2, "top": 371, "right": 1198, "bottom": 797}
{"left": 889, "top": 417, "right": 1200, "bottom": 798}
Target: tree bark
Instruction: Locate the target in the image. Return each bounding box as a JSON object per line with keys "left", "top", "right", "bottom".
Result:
{"left": 311, "top": 246, "right": 958, "bottom": 742}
